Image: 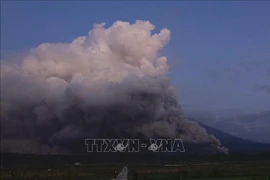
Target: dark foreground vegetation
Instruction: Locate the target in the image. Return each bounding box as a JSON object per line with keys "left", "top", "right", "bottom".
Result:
{"left": 1, "top": 153, "right": 270, "bottom": 180}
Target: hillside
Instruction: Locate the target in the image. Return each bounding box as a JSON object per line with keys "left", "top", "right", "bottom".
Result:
{"left": 194, "top": 119, "right": 270, "bottom": 153}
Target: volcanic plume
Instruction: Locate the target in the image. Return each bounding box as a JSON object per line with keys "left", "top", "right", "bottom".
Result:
{"left": 0, "top": 20, "right": 228, "bottom": 154}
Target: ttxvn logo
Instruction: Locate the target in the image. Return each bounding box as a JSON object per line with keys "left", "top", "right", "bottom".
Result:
{"left": 85, "top": 139, "right": 185, "bottom": 153}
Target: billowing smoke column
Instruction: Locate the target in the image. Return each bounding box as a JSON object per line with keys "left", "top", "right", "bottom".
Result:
{"left": 0, "top": 20, "right": 228, "bottom": 154}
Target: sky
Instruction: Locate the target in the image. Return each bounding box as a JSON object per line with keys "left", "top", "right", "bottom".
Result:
{"left": 1, "top": 1, "right": 270, "bottom": 116}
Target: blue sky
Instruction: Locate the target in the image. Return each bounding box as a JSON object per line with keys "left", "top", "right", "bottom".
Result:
{"left": 1, "top": 1, "right": 270, "bottom": 115}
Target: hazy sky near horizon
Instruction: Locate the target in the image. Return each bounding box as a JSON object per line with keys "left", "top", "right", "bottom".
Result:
{"left": 1, "top": 1, "right": 270, "bottom": 115}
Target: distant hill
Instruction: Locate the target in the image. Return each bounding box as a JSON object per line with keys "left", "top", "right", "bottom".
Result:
{"left": 192, "top": 118, "right": 270, "bottom": 153}
{"left": 210, "top": 110, "right": 270, "bottom": 143}
{"left": 188, "top": 110, "right": 270, "bottom": 143}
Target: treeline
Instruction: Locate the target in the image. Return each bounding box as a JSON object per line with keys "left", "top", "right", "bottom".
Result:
{"left": 1, "top": 152, "right": 270, "bottom": 167}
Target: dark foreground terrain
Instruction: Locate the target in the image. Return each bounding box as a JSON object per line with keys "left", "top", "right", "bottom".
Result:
{"left": 1, "top": 153, "right": 270, "bottom": 180}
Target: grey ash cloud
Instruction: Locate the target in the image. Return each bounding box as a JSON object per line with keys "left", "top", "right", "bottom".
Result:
{"left": 0, "top": 20, "right": 228, "bottom": 154}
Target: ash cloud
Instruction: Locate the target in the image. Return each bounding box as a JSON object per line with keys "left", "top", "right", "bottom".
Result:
{"left": 0, "top": 20, "right": 228, "bottom": 154}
